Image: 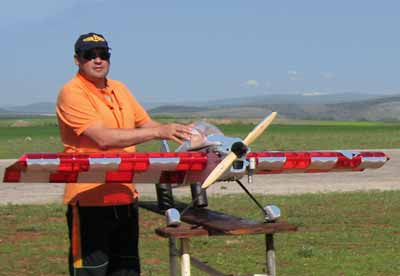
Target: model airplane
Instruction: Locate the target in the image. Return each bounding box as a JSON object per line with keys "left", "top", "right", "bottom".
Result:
{"left": 2, "top": 112, "right": 389, "bottom": 222}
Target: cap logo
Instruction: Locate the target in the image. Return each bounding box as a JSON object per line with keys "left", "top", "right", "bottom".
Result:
{"left": 83, "top": 34, "right": 105, "bottom": 43}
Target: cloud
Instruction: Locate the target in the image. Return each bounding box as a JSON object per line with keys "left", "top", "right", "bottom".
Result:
{"left": 242, "top": 80, "right": 260, "bottom": 88}
{"left": 321, "top": 72, "right": 335, "bottom": 79}
{"left": 288, "top": 70, "right": 303, "bottom": 81}
{"left": 302, "top": 91, "right": 329, "bottom": 96}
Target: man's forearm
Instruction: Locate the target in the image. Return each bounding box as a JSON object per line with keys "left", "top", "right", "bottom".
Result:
{"left": 84, "top": 120, "right": 193, "bottom": 149}
{"left": 83, "top": 123, "right": 160, "bottom": 149}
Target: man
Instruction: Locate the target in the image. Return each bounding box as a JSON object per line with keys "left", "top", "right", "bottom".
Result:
{"left": 56, "top": 32, "right": 192, "bottom": 276}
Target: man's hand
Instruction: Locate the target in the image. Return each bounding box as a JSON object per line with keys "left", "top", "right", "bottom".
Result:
{"left": 156, "top": 123, "right": 193, "bottom": 144}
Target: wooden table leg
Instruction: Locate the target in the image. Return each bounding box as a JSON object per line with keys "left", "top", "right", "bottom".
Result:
{"left": 169, "top": 237, "right": 178, "bottom": 276}
{"left": 266, "top": 234, "right": 276, "bottom": 276}
{"left": 180, "top": 238, "right": 191, "bottom": 276}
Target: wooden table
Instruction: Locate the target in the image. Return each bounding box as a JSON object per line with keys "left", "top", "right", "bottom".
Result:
{"left": 140, "top": 201, "right": 297, "bottom": 276}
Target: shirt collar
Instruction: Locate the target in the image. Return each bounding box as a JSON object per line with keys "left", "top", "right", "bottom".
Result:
{"left": 76, "top": 72, "right": 113, "bottom": 95}
{"left": 76, "top": 72, "right": 123, "bottom": 110}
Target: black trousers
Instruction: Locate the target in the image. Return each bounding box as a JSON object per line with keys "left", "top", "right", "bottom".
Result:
{"left": 66, "top": 202, "right": 140, "bottom": 276}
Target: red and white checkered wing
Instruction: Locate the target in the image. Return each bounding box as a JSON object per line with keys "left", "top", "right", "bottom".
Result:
{"left": 3, "top": 151, "right": 389, "bottom": 185}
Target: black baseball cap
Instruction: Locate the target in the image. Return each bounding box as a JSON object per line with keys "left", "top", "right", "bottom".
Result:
{"left": 74, "top": 32, "right": 110, "bottom": 53}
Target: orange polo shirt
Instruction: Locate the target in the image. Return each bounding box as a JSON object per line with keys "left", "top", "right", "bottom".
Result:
{"left": 56, "top": 73, "right": 151, "bottom": 206}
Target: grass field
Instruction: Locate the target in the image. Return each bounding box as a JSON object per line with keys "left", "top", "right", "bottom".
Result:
{"left": 0, "top": 116, "right": 399, "bottom": 158}
{"left": 0, "top": 191, "right": 399, "bottom": 276}
{"left": 0, "top": 116, "right": 399, "bottom": 275}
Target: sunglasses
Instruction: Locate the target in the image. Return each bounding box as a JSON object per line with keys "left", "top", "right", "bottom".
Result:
{"left": 79, "top": 50, "right": 111, "bottom": 61}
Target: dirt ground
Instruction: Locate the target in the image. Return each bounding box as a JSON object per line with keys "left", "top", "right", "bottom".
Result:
{"left": 0, "top": 149, "right": 399, "bottom": 205}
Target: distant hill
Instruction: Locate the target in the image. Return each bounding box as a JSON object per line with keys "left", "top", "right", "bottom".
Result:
{"left": 320, "top": 95, "right": 400, "bottom": 121}
{"left": 149, "top": 94, "right": 400, "bottom": 121}
{"left": 150, "top": 105, "right": 208, "bottom": 114}
{"left": 189, "top": 93, "right": 388, "bottom": 107}
{"left": 4, "top": 102, "right": 55, "bottom": 114}
{"left": 0, "top": 107, "right": 11, "bottom": 113}
{"left": 1, "top": 94, "right": 399, "bottom": 121}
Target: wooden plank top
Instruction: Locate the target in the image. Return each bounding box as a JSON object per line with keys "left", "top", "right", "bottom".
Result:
{"left": 139, "top": 201, "right": 297, "bottom": 237}
{"left": 155, "top": 224, "right": 209, "bottom": 238}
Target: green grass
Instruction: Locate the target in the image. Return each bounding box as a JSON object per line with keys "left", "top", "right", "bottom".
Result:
{"left": 0, "top": 126, "right": 62, "bottom": 158}
{"left": 0, "top": 117, "right": 58, "bottom": 128}
{"left": 220, "top": 123, "right": 400, "bottom": 151}
{"left": 0, "top": 191, "right": 399, "bottom": 275}
{"left": 0, "top": 117, "right": 399, "bottom": 158}
{"left": 275, "top": 118, "right": 397, "bottom": 126}
{"left": 139, "top": 122, "right": 400, "bottom": 152}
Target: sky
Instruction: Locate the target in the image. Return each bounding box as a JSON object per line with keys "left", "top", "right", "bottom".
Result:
{"left": 1, "top": 0, "right": 400, "bottom": 106}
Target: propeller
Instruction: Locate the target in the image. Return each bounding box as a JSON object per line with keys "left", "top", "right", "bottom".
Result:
{"left": 201, "top": 112, "right": 277, "bottom": 189}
